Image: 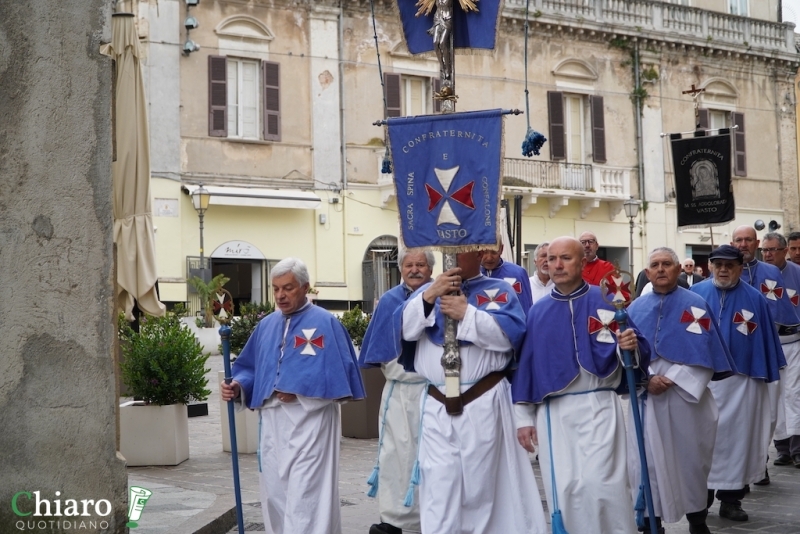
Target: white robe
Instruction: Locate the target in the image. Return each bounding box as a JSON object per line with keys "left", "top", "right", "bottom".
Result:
{"left": 402, "top": 296, "right": 547, "bottom": 534}
{"left": 774, "top": 339, "right": 800, "bottom": 439}
{"left": 517, "top": 368, "right": 638, "bottom": 534}
{"left": 707, "top": 374, "right": 772, "bottom": 489}
{"left": 253, "top": 397, "right": 342, "bottom": 534}
{"left": 376, "top": 359, "right": 426, "bottom": 531}
{"left": 627, "top": 359, "right": 717, "bottom": 523}
{"left": 529, "top": 274, "right": 554, "bottom": 304}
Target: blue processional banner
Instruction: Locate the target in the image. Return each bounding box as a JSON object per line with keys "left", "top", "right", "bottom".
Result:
{"left": 388, "top": 109, "right": 503, "bottom": 250}
{"left": 396, "top": 0, "right": 502, "bottom": 55}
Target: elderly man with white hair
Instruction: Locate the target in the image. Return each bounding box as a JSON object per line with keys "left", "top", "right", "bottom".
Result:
{"left": 221, "top": 257, "right": 366, "bottom": 534}
{"left": 359, "top": 249, "right": 436, "bottom": 534}
{"left": 529, "top": 242, "right": 554, "bottom": 304}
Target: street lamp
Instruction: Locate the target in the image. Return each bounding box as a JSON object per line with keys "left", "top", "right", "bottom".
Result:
{"left": 191, "top": 184, "right": 211, "bottom": 282}
{"left": 623, "top": 196, "right": 641, "bottom": 276}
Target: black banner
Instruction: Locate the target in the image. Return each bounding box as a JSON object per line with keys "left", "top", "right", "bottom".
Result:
{"left": 671, "top": 130, "right": 735, "bottom": 228}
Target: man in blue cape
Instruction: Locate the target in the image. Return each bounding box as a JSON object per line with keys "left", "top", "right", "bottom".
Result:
{"left": 220, "top": 258, "right": 365, "bottom": 534}
{"left": 761, "top": 232, "right": 800, "bottom": 468}
{"left": 731, "top": 225, "right": 799, "bottom": 484}
{"left": 358, "top": 250, "right": 435, "bottom": 534}
{"left": 512, "top": 236, "right": 649, "bottom": 534}
{"left": 627, "top": 247, "right": 736, "bottom": 534}
{"left": 394, "top": 250, "right": 546, "bottom": 534}
{"left": 481, "top": 243, "right": 534, "bottom": 316}
{"left": 691, "top": 245, "right": 786, "bottom": 523}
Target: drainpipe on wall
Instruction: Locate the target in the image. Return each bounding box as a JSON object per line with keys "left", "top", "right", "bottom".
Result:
{"left": 339, "top": 2, "right": 347, "bottom": 191}
{"left": 634, "top": 41, "right": 646, "bottom": 272}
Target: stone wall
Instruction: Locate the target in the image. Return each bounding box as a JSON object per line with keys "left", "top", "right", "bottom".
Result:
{"left": 0, "top": 1, "right": 128, "bottom": 532}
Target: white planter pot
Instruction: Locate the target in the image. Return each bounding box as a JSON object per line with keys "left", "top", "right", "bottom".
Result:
{"left": 120, "top": 402, "right": 190, "bottom": 466}
{"left": 218, "top": 371, "right": 260, "bottom": 453}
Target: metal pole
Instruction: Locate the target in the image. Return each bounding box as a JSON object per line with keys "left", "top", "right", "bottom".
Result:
{"left": 198, "top": 211, "right": 205, "bottom": 279}
{"left": 629, "top": 216, "right": 635, "bottom": 276}
{"left": 220, "top": 325, "right": 245, "bottom": 534}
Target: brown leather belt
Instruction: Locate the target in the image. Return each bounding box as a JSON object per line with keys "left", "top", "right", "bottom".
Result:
{"left": 427, "top": 371, "right": 506, "bottom": 411}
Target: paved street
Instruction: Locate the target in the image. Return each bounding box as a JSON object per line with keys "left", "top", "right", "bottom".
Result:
{"left": 127, "top": 356, "right": 800, "bottom": 533}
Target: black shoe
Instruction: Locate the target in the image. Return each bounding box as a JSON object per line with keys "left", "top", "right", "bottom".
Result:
{"left": 793, "top": 454, "right": 800, "bottom": 468}
{"left": 719, "top": 502, "right": 748, "bottom": 521}
{"left": 774, "top": 453, "right": 793, "bottom": 466}
{"left": 753, "top": 469, "right": 770, "bottom": 485}
{"left": 688, "top": 525, "right": 711, "bottom": 534}
{"left": 369, "top": 523, "right": 402, "bottom": 534}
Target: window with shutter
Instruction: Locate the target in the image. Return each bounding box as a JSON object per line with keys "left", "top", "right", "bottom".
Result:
{"left": 385, "top": 73, "right": 402, "bottom": 118}
{"left": 732, "top": 112, "right": 746, "bottom": 176}
{"left": 208, "top": 56, "right": 227, "bottom": 137}
{"left": 590, "top": 95, "right": 606, "bottom": 163}
{"left": 697, "top": 108, "right": 709, "bottom": 130}
{"left": 263, "top": 61, "right": 280, "bottom": 141}
{"left": 547, "top": 91, "right": 565, "bottom": 160}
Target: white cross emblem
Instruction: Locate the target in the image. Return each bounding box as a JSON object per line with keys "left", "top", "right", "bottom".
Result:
{"left": 293, "top": 328, "right": 325, "bottom": 356}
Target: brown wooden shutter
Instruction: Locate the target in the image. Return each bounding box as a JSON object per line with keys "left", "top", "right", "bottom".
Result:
{"left": 732, "top": 112, "right": 746, "bottom": 176}
{"left": 263, "top": 61, "right": 280, "bottom": 141}
{"left": 697, "top": 108, "right": 709, "bottom": 130}
{"left": 547, "top": 91, "right": 565, "bottom": 160}
{"left": 432, "top": 78, "right": 442, "bottom": 113}
{"left": 590, "top": 95, "right": 606, "bottom": 163}
{"left": 385, "top": 73, "right": 402, "bottom": 118}
{"left": 208, "top": 55, "right": 227, "bottom": 137}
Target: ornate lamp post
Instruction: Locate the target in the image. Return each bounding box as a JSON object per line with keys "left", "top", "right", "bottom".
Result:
{"left": 623, "top": 196, "right": 641, "bottom": 276}
{"left": 191, "top": 184, "right": 211, "bottom": 282}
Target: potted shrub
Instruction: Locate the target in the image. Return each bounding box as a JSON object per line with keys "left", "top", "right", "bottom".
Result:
{"left": 338, "top": 306, "right": 385, "bottom": 439}
{"left": 119, "top": 311, "right": 211, "bottom": 466}
{"left": 217, "top": 301, "right": 274, "bottom": 453}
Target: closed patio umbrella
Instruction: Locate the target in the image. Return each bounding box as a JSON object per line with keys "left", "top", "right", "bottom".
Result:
{"left": 101, "top": 13, "right": 164, "bottom": 319}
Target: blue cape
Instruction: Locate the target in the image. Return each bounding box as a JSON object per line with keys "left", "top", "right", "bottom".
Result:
{"left": 740, "top": 259, "right": 800, "bottom": 327}
{"left": 778, "top": 260, "right": 800, "bottom": 310}
{"left": 482, "top": 259, "right": 533, "bottom": 317}
{"left": 397, "top": 0, "right": 502, "bottom": 55}
{"left": 511, "top": 282, "right": 651, "bottom": 404}
{"left": 394, "top": 275, "right": 526, "bottom": 373}
{"left": 358, "top": 282, "right": 418, "bottom": 368}
{"left": 691, "top": 280, "right": 786, "bottom": 382}
{"left": 232, "top": 304, "right": 366, "bottom": 407}
{"left": 627, "top": 286, "right": 736, "bottom": 380}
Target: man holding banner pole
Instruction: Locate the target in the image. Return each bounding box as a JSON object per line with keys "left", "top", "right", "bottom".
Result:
{"left": 394, "top": 250, "right": 546, "bottom": 534}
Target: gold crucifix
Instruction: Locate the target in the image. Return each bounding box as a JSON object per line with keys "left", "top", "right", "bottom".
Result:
{"left": 682, "top": 84, "right": 706, "bottom": 129}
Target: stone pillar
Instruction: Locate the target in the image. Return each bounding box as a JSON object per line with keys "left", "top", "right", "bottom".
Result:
{"left": 0, "top": 1, "right": 129, "bottom": 532}
{"left": 777, "top": 74, "right": 800, "bottom": 231}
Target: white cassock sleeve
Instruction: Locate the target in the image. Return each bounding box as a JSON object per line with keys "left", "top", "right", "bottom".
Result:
{"left": 402, "top": 294, "right": 436, "bottom": 341}
{"left": 654, "top": 361, "right": 714, "bottom": 403}
{"left": 513, "top": 403, "right": 536, "bottom": 429}
{"left": 456, "top": 304, "right": 513, "bottom": 352}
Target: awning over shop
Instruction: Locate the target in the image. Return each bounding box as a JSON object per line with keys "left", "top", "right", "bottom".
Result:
{"left": 182, "top": 185, "right": 322, "bottom": 210}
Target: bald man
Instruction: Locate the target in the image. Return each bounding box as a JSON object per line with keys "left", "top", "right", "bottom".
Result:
{"left": 579, "top": 231, "right": 615, "bottom": 285}
{"left": 513, "top": 237, "right": 649, "bottom": 534}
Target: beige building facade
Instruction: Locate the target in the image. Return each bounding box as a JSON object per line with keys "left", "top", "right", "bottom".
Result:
{"left": 130, "top": 0, "right": 798, "bottom": 311}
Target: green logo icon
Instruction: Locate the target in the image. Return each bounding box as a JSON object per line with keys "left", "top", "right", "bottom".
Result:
{"left": 126, "top": 486, "right": 152, "bottom": 528}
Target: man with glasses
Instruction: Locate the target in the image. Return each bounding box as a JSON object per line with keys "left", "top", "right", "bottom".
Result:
{"left": 731, "top": 226, "right": 799, "bottom": 484}
{"left": 787, "top": 232, "right": 800, "bottom": 264}
{"left": 679, "top": 258, "right": 705, "bottom": 287}
{"left": 760, "top": 232, "right": 800, "bottom": 469}
{"left": 691, "top": 245, "right": 785, "bottom": 523}
{"left": 579, "top": 231, "right": 615, "bottom": 285}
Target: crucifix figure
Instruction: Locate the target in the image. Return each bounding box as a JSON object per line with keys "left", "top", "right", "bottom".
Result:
{"left": 428, "top": 0, "right": 453, "bottom": 83}
{"left": 682, "top": 84, "right": 706, "bottom": 129}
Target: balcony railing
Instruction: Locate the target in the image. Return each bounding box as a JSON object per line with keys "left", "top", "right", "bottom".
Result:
{"left": 504, "top": 158, "right": 632, "bottom": 197}
{"left": 505, "top": 159, "right": 593, "bottom": 191}
{"left": 504, "top": 0, "right": 796, "bottom": 53}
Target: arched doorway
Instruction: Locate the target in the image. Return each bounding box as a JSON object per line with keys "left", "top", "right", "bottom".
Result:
{"left": 361, "top": 235, "right": 399, "bottom": 313}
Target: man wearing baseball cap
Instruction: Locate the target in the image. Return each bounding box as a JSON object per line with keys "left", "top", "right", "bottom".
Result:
{"left": 690, "top": 245, "right": 785, "bottom": 522}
